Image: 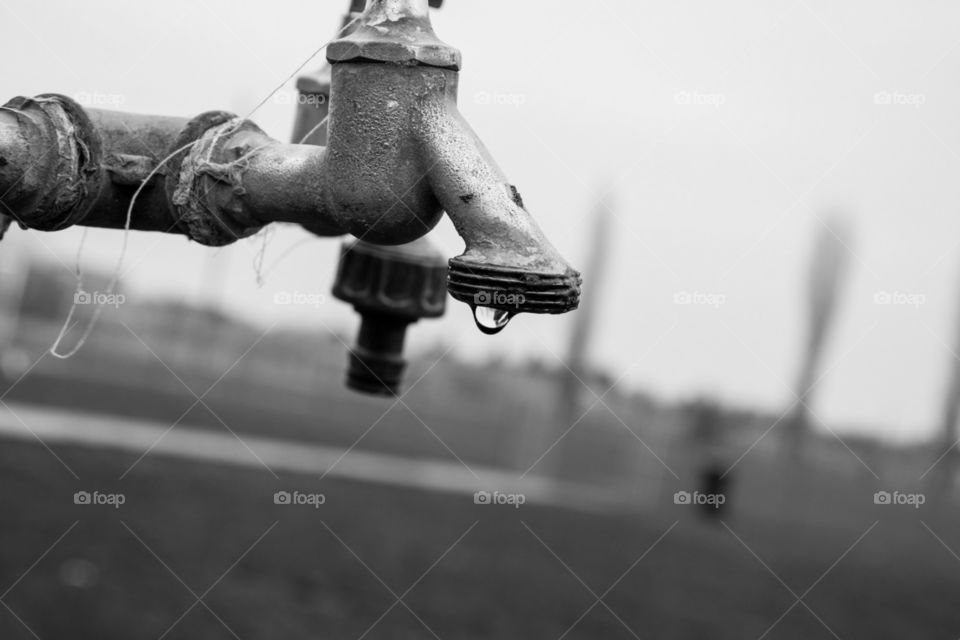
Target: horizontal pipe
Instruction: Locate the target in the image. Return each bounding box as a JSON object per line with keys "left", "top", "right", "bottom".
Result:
{"left": 81, "top": 108, "right": 191, "bottom": 233}
{"left": 0, "top": 95, "right": 344, "bottom": 245}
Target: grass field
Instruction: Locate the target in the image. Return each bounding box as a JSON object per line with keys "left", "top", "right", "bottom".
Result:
{"left": 1, "top": 438, "right": 959, "bottom": 639}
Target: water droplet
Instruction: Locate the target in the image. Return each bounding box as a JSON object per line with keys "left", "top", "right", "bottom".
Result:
{"left": 473, "top": 306, "right": 513, "bottom": 335}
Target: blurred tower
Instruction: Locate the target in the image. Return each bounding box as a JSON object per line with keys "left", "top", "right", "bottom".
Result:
{"left": 517, "top": 189, "right": 613, "bottom": 477}
{"left": 928, "top": 258, "right": 960, "bottom": 503}
{"left": 561, "top": 191, "right": 612, "bottom": 423}
{"left": 782, "top": 215, "right": 853, "bottom": 460}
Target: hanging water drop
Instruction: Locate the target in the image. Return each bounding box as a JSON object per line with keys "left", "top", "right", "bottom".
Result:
{"left": 473, "top": 306, "right": 513, "bottom": 335}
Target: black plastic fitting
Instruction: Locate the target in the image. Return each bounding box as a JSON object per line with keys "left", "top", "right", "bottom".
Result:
{"left": 331, "top": 238, "right": 447, "bottom": 396}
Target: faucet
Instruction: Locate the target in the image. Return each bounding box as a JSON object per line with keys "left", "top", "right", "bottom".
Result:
{"left": 323, "top": 0, "right": 581, "bottom": 318}
{"left": 0, "top": 0, "right": 581, "bottom": 385}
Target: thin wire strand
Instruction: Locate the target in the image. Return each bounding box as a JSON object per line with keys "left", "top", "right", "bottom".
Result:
{"left": 296, "top": 113, "right": 330, "bottom": 145}
{"left": 252, "top": 225, "right": 274, "bottom": 286}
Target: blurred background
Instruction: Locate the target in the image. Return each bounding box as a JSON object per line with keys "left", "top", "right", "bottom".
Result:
{"left": 2, "top": 0, "right": 960, "bottom": 638}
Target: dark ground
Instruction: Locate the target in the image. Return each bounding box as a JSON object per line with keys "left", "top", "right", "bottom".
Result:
{"left": 1, "top": 438, "right": 958, "bottom": 639}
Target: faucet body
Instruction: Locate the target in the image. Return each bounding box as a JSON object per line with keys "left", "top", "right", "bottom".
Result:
{"left": 0, "top": 0, "right": 580, "bottom": 317}
{"left": 324, "top": 61, "right": 446, "bottom": 244}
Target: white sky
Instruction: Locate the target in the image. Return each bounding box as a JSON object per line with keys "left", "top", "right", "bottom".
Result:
{"left": 3, "top": 0, "right": 960, "bottom": 443}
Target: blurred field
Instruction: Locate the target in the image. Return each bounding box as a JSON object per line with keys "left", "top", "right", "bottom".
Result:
{"left": 2, "top": 264, "right": 959, "bottom": 637}
{"left": 1, "top": 439, "right": 959, "bottom": 639}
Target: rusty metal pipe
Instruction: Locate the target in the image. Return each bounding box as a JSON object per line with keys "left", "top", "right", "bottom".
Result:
{"left": 80, "top": 108, "right": 191, "bottom": 233}
{"left": 0, "top": 95, "right": 225, "bottom": 239}
{"left": 0, "top": 111, "right": 35, "bottom": 210}
{"left": 172, "top": 117, "right": 334, "bottom": 243}
{"left": 240, "top": 142, "right": 328, "bottom": 226}
{"left": 0, "top": 95, "right": 346, "bottom": 246}
{"left": 0, "top": 96, "right": 95, "bottom": 230}
{"left": 0, "top": 110, "right": 30, "bottom": 238}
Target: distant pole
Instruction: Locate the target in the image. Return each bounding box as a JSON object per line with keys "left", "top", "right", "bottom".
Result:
{"left": 518, "top": 188, "right": 613, "bottom": 478}
{"left": 783, "top": 216, "right": 853, "bottom": 460}
{"left": 561, "top": 190, "right": 613, "bottom": 421}
{"left": 928, "top": 259, "right": 960, "bottom": 502}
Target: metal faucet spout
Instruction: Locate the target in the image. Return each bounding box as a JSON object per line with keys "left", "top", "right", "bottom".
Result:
{"left": 424, "top": 104, "right": 581, "bottom": 314}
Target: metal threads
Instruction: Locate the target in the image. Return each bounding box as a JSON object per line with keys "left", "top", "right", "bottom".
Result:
{"left": 447, "top": 260, "right": 582, "bottom": 314}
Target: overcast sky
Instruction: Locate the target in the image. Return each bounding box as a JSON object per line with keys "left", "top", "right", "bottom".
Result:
{"left": 3, "top": 0, "right": 960, "bottom": 443}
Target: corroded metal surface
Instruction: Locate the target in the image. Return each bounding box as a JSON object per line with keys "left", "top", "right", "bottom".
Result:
{"left": 0, "top": 95, "right": 100, "bottom": 232}
{"left": 0, "top": 99, "right": 337, "bottom": 246}
{"left": 323, "top": 62, "right": 445, "bottom": 245}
